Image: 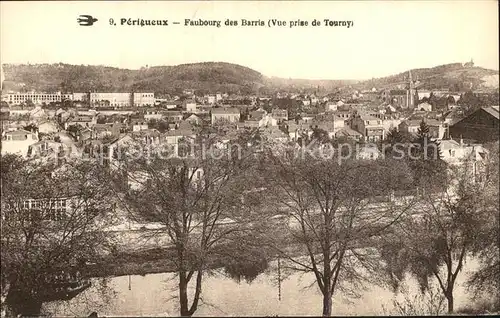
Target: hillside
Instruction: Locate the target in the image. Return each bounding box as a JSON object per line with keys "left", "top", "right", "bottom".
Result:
{"left": 1, "top": 62, "right": 265, "bottom": 95}
{"left": 356, "top": 63, "right": 499, "bottom": 91}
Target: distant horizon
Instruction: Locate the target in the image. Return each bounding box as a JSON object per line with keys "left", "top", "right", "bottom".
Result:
{"left": 2, "top": 60, "right": 498, "bottom": 83}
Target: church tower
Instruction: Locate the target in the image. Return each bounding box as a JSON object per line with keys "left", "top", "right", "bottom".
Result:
{"left": 406, "top": 70, "right": 415, "bottom": 109}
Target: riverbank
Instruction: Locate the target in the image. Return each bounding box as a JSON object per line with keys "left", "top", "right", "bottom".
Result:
{"left": 88, "top": 247, "right": 223, "bottom": 277}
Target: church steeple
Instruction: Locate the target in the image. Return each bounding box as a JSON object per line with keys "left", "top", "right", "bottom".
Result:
{"left": 406, "top": 70, "right": 415, "bottom": 109}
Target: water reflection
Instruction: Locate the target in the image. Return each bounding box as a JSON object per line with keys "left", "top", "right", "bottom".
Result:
{"left": 45, "top": 259, "right": 479, "bottom": 316}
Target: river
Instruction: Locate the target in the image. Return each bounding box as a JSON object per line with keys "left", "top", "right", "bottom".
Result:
{"left": 44, "top": 259, "right": 481, "bottom": 316}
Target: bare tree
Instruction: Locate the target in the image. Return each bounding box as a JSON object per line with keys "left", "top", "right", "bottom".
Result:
{"left": 0, "top": 154, "right": 115, "bottom": 316}
{"left": 467, "top": 141, "right": 499, "bottom": 305}
{"left": 259, "top": 146, "right": 415, "bottom": 316}
{"left": 112, "top": 126, "right": 267, "bottom": 317}
{"left": 380, "top": 156, "right": 493, "bottom": 314}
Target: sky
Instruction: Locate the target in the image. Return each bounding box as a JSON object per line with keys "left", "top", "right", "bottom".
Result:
{"left": 1, "top": 1, "right": 498, "bottom": 80}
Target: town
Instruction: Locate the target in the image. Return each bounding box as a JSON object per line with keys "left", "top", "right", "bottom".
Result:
{"left": 1, "top": 65, "right": 498, "bottom": 164}
{"left": 0, "top": 59, "right": 499, "bottom": 318}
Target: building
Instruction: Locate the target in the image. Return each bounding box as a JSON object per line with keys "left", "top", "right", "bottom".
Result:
{"left": 382, "top": 117, "right": 402, "bottom": 133}
{"left": 27, "top": 140, "right": 63, "bottom": 159}
{"left": 143, "top": 109, "right": 164, "bottom": 122}
{"left": 65, "top": 116, "right": 97, "bottom": 130}
{"left": 90, "top": 93, "right": 132, "bottom": 108}
{"left": 440, "top": 139, "right": 488, "bottom": 183}
{"left": 416, "top": 102, "right": 432, "bottom": 112}
{"left": 4, "top": 92, "right": 67, "bottom": 105}
{"left": 313, "top": 114, "right": 345, "bottom": 135}
{"left": 131, "top": 120, "right": 148, "bottom": 132}
{"left": 449, "top": 106, "right": 499, "bottom": 143}
{"left": 335, "top": 127, "right": 363, "bottom": 142}
{"left": 206, "top": 95, "right": 216, "bottom": 105}
{"left": 163, "top": 128, "right": 197, "bottom": 157}
{"left": 133, "top": 93, "right": 155, "bottom": 107}
{"left": 350, "top": 114, "right": 385, "bottom": 142}
{"left": 2, "top": 196, "right": 75, "bottom": 222}
{"left": 398, "top": 119, "right": 446, "bottom": 139}
{"left": 211, "top": 108, "right": 240, "bottom": 124}
{"left": 1, "top": 129, "right": 39, "bottom": 157}
{"left": 325, "top": 102, "right": 338, "bottom": 112}
{"left": 271, "top": 109, "right": 288, "bottom": 122}
{"left": 163, "top": 111, "right": 183, "bottom": 123}
{"left": 72, "top": 93, "right": 88, "bottom": 102}
{"left": 38, "top": 121, "right": 59, "bottom": 134}
{"left": 184, "top": 99, "right": 197, "bottom": 113}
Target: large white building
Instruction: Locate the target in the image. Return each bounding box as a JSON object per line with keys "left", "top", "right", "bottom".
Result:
{"left": 4, "top": 92, "right": 72, "bottom": 105}
{"left": 90, "top": 92, "right": 155, "bottom": 107}
{"left": 90, "top": 92, "right": 131, "bottom": 107}
{"left": 3, "top": 91, "right": 155, "bottom": 107}
{"left": 133, "top": 92, "right": 155, "bottom": 107}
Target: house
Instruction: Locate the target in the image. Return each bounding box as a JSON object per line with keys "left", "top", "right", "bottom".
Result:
{"left": 249, "top": 109, "right": 266, "bottom": 121}
{"left": 350, "top": 114, "right": 385, "bottom": 142}
{"left": 38, "top": 121, "right": 59, "bottom": 134}
{"left": 325, "top": 102, "right": 338, "bottom": 112}
{"left": 206, "top": 95, "right": 216, "bottom": 105}
{"left": 416, "top": 102, "right": 432, "bottom": 112}
{"left": 398, "top": 119, "right": 446, "bottom": 139}
{"left": 65, "top": 116, "right": 97, "bottom": 130}
{"left": 335, "top": 110, "right": 352, "bottom": 121}
{"left": 163, "top": 128, "right": 197, "bottom": 157}
{"left": 311, "top": 121, "right": 336, "bottom": 139}
{"left": 131, "top": 120, "right": 148, "bottom": 132}
{"left": 312, "top": 114, "right": 345, "bottom": 136}
{"left": 449, "top": 106, "right": 499, "bottom": 143}
{"left": 77, "top": 127, "right": 93, "bottom": 142}
{"left": 1, "top": 129, "right": 39, "bottom": 157}
{"left": 440, "top": 139, "right": 487, "bottom": 165}
{"left": 184, "top": 114, "right": 203, "bottom": 125}
{"left": 183, "top": 99, "right": 197, "bottom": 112}
{"left": 271, "top": 109, "right": 288, "bottom": 122}
{"left": 104, "top": 135, "right": 136, "bottom": 165}
{"left": 211, "top": 108, "right": 240, "bottom": 124}
{"left": 440, "top": 139, "right": 489, "bottom": 183}
{"left": 238, "top": 120, "right": 260, "bottom": 129}
{"left": 335, "top": 127, "right": 362, "bottom": 142}
{"left": 92, "top": 123, "right": 125, "bottom": 139}
{"left": 259, "top": 114, "right": 278, "bottom": 127}
{"left": 8, "top": 106, "right": 32, "bottom": 117}
{"left": 27, "top": 140, "right": 63, "bottom": 159}
{"left": 286, "top": 121, "right": 312, "bottom": 141}
{"left": 442, "top": 108, "right": 465, "bottom": 126}
{"left": 163, "top": 111, "right": 184, "bottom": 123}
{"left": 261, "top": 127, "right": 289, "bottom": 143}
{"left": 29, "top": 105, "right": 48, "bottom": 120}
{"left": 300, "top": 113, "right": 315, "bottom": 123}
{"left": 130, "top": 129, "right": 163, "bottom": 147}
{"left": 143, "top": 109, "right": 164, "bottom": 121}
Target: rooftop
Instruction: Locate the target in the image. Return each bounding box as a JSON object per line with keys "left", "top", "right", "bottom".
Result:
{"left": 483, "top": 106, "right": 499, "bottom": 120}
{"left": 212, "top": 107, "right": 240, "bottom": 115}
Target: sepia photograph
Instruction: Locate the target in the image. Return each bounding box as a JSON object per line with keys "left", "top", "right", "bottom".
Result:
{"left": 0, "top": 0, "right": 499, "bottom": 317}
